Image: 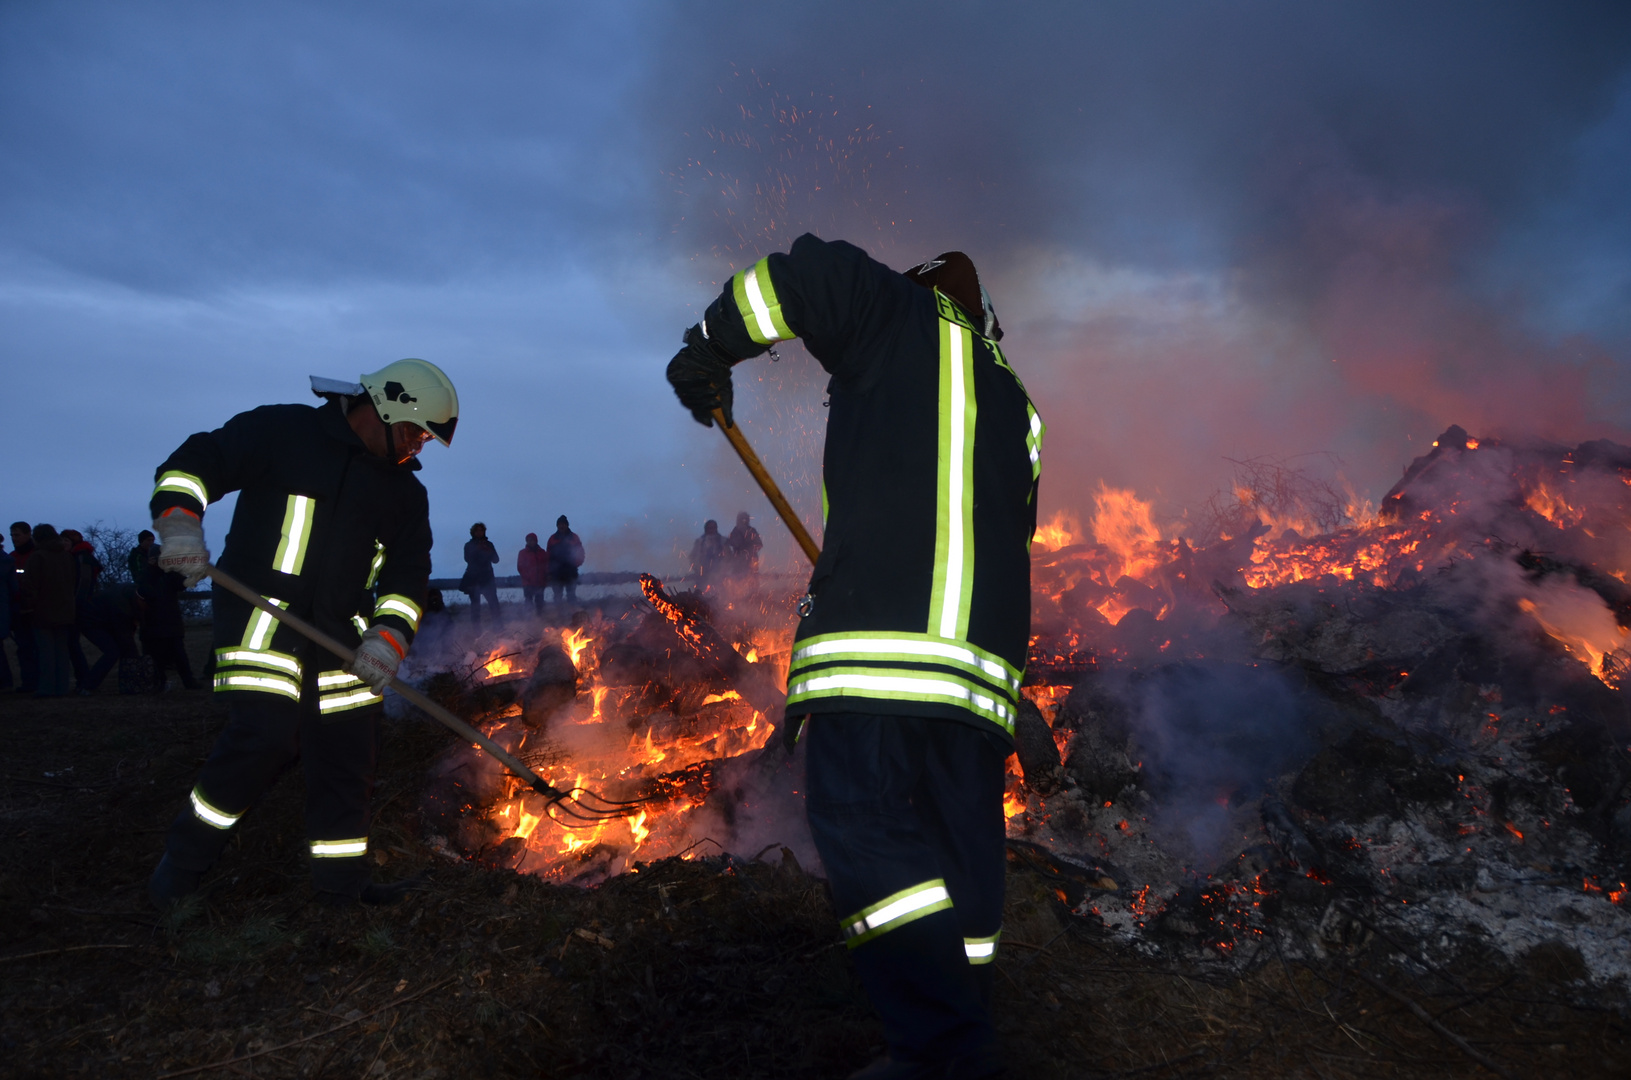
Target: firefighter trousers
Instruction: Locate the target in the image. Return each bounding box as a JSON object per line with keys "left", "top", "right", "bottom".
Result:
{"left": 805, "top": 712, "right": 1008, "bottom": 1072}
{"left": 163, "top": 686, "right": 382, "bottom": 895}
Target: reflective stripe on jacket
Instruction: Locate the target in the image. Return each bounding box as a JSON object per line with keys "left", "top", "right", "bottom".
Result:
{"left": 701, "top": 234, "right": 1042, "bottom": 740}
{"left": 150, "top": 398, "right": 431, "bottom": 702}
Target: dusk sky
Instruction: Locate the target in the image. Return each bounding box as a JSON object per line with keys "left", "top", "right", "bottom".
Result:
{"left": 6, "top": 2, "right": 1631, "bottom": 577}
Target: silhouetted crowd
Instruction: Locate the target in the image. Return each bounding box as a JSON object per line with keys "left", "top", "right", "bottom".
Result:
{"left": 457, "top": 515, "right": 585, "bottom": 627}
{"left": 2, "top": 521, "right": 200, "bottom": 697}
{"left": 689, "top": 511, "right": 762, "bottom": 588}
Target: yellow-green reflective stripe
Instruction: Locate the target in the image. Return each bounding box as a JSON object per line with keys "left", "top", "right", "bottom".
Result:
{"left": 964, "top": 931, "right": 1001, "bottom": 964}
{"left": 212, "top": 672, "right": 300, "bottom": 699}
{"left": 820, "top": 480, "right": 829, "bottom": 528}
{"left": 310, "top": 838, "right": 368, "bottom": 857}
{"left": 841, "top": 879, "right": 952, "bottom": 947}
{"left": 791, "top": 630, "right": 1022, "bottom": 686}
{"left": 352, "top": 615, "right": 369, "bottom": 636}
{"left": 1026, "top": 405, "right": 1045, "bottom": 478}
{"left": 375, "top": 594, "right": 421, "bottom": 630}
{"left": 786, "top": 667, "right": 1016, "bottom": 734}
{"left": 213, "top": 648, "right": 301, "bottom": 675}
{"left": 365, "top": 540, "right": 386, "bottom": 589}
{"left": 272, "top": 495, "right": 315, "bottom": 575}
{"left": 317, "top": 670, "right": 364, "bottom": 688}
{"left": 732, "top": 258, "right": 793, "bottom": 345}
{"left": 928, "top": 315, "right": 977, "bottom": 641}
{"left": 190, "top": 787, "right": 241, "bottom": 829}
{"left": 319, "top": 688, "right": 382, "bottom": 712}
{"left": 935, "top": 289, "right": 974, "bottom": 332}
{"left": 240, "top": 597, "right": 288, "bottom": 652}
{"left": 789, "top": 635, "right": 1020, "bottom": 694}
{"left": 154, "top": 470, "right": 209, "bottom": 504}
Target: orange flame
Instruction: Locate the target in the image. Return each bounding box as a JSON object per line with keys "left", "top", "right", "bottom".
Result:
{"left": 1517, "top": 593, "right": 1627, "bottom": 687}
{"left": 1033, "top": 511, "right": 1083, "bottom": 552}
{"left": 1091, "top": 484, "right": 1162, "bottom": 582}
{"left": 561, "top": 627, "right": 593, "bottom": 668}
{"left": 482, "top": 651, "right": 515, "bottom": 678}
{"left": 1525, "top": 483, "right": 1583, "bottom": 529}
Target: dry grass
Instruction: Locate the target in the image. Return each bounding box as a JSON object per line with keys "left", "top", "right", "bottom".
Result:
{"left": 0, "top": 630, "right": 1625, "bottom": 1078}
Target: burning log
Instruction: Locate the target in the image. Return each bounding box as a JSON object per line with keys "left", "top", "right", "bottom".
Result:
{"left": 1012, "top": 698, "right": 1064, "bottom": 795}
{"left": 520, "top": 642, "right": 578, "bottom": 729}
{"left": 638, "top": 573, "right": 786, "bottom": 724}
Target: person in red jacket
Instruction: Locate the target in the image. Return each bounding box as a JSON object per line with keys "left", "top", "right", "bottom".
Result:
{"left": 517, "top": 533, "right": 549, "bottom": 615}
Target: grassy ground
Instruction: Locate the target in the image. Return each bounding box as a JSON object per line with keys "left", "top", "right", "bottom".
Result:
{"left": 0, "top": 628, "right": 1626, "bottom": 1078}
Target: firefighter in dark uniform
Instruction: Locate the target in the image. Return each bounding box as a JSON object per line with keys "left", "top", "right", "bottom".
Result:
{"left": 667, "top": 237, "right": 1043, "bottom": 1079}
{"left": 146, "top": 359, "right": 459, "bottom": 908}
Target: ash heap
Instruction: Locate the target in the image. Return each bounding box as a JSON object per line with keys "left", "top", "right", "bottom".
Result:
{"left": 407, "top": 426, "right": 1631, "bottom": 986}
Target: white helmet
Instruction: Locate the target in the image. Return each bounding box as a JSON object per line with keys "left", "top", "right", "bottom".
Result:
{"left": 360, "top": 358, "right": 459, "bottom": 446}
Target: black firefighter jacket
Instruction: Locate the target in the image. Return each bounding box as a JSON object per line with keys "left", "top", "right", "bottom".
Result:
{"left": 700, "top": 234, "right": 1044, "bottom": 742}
{"left": 150, "top": 398, "right": 432, "bottom": 715}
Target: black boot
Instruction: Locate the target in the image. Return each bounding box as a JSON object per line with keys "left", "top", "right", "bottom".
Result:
{"left": 314, "top": 875, "right": 425, "bottom": 909}
{"left": 148, "top": 852, "right": 204, "bottom": 910}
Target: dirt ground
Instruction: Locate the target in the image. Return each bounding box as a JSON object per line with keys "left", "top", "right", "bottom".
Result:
{"left": 1, "top": 628, "right": 1627, "bottom": 1079}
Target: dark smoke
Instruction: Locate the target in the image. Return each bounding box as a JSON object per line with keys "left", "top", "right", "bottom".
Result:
{"left": 648, "top": 2, "right": 1631, "bottom": 535}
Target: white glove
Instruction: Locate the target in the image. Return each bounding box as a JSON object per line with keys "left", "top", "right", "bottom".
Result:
{"left": 153, "top": 510, "right": 211, "bottom": 589}
{"left": 349, "top": 625, "right": 405, "bottom": 694}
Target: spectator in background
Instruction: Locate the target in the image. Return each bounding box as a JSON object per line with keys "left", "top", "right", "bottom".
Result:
{"left": 10, "top": 521, "right": 38, "bottom": 693}
{"left": 689, "top": 520, "right": 727, "bottom": 585}
{"left": 61, "top": 528, "right": 102, "bottom": 694}
{"left": 460, "top": 522, "right": 502, "bottom": 629}
{"left": 21, "top": 524, "right": 76, "bottom": 698}
{"left": 127, "top": 529, "right": 156, "bottom": 582}
{"left": 138, "top": 558, "right": 200, "bottom": 692}
{"left": 517, "top": 532, "right": 549, "bottom": 615}
{"left": 0, "top": 538, "right": 13, "bottom": 690}
{"left": 78, "top": 583, "right": 140, "bottom": 694}
{"left": 727, "top": 511, "right": 763, "bottom": 580}
{"left": 546, "top": 515, "right": 584, "bottom": 606}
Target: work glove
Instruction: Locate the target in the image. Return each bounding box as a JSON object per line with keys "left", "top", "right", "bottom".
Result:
{"left": 348, "top": 625, "right": 406, "bottom": 694}
{"left": 666, "top": 323, "right": 739, "bottom": 428}
{"left": 152, "top": 509, "right": 210, "bottom": 589}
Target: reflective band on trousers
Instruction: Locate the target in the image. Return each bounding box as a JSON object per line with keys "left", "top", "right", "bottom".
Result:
{"left": 154, "top": 470, "right": 209, "bottom": 505}
{"left": 964, "top": 931, "right": 1000, "bottom": 964}
{"left": 272, "top": 494, "right": 315, "bottom": 575}
{"left": 310, "top": 838, "right": 368, "bottom": 858}
{"left": 375, "top": 594, "right": 422, "bottom": 630}
{"left": 191, "top": 787, "right": 242, "bottom": 830}
{"left": 842, "top": 879, "right": 953, "bottom": 947}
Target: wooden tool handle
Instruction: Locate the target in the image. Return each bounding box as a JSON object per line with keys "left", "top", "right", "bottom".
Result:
{"left": 712, "top": 408, "right": 822, "bottom": 566}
